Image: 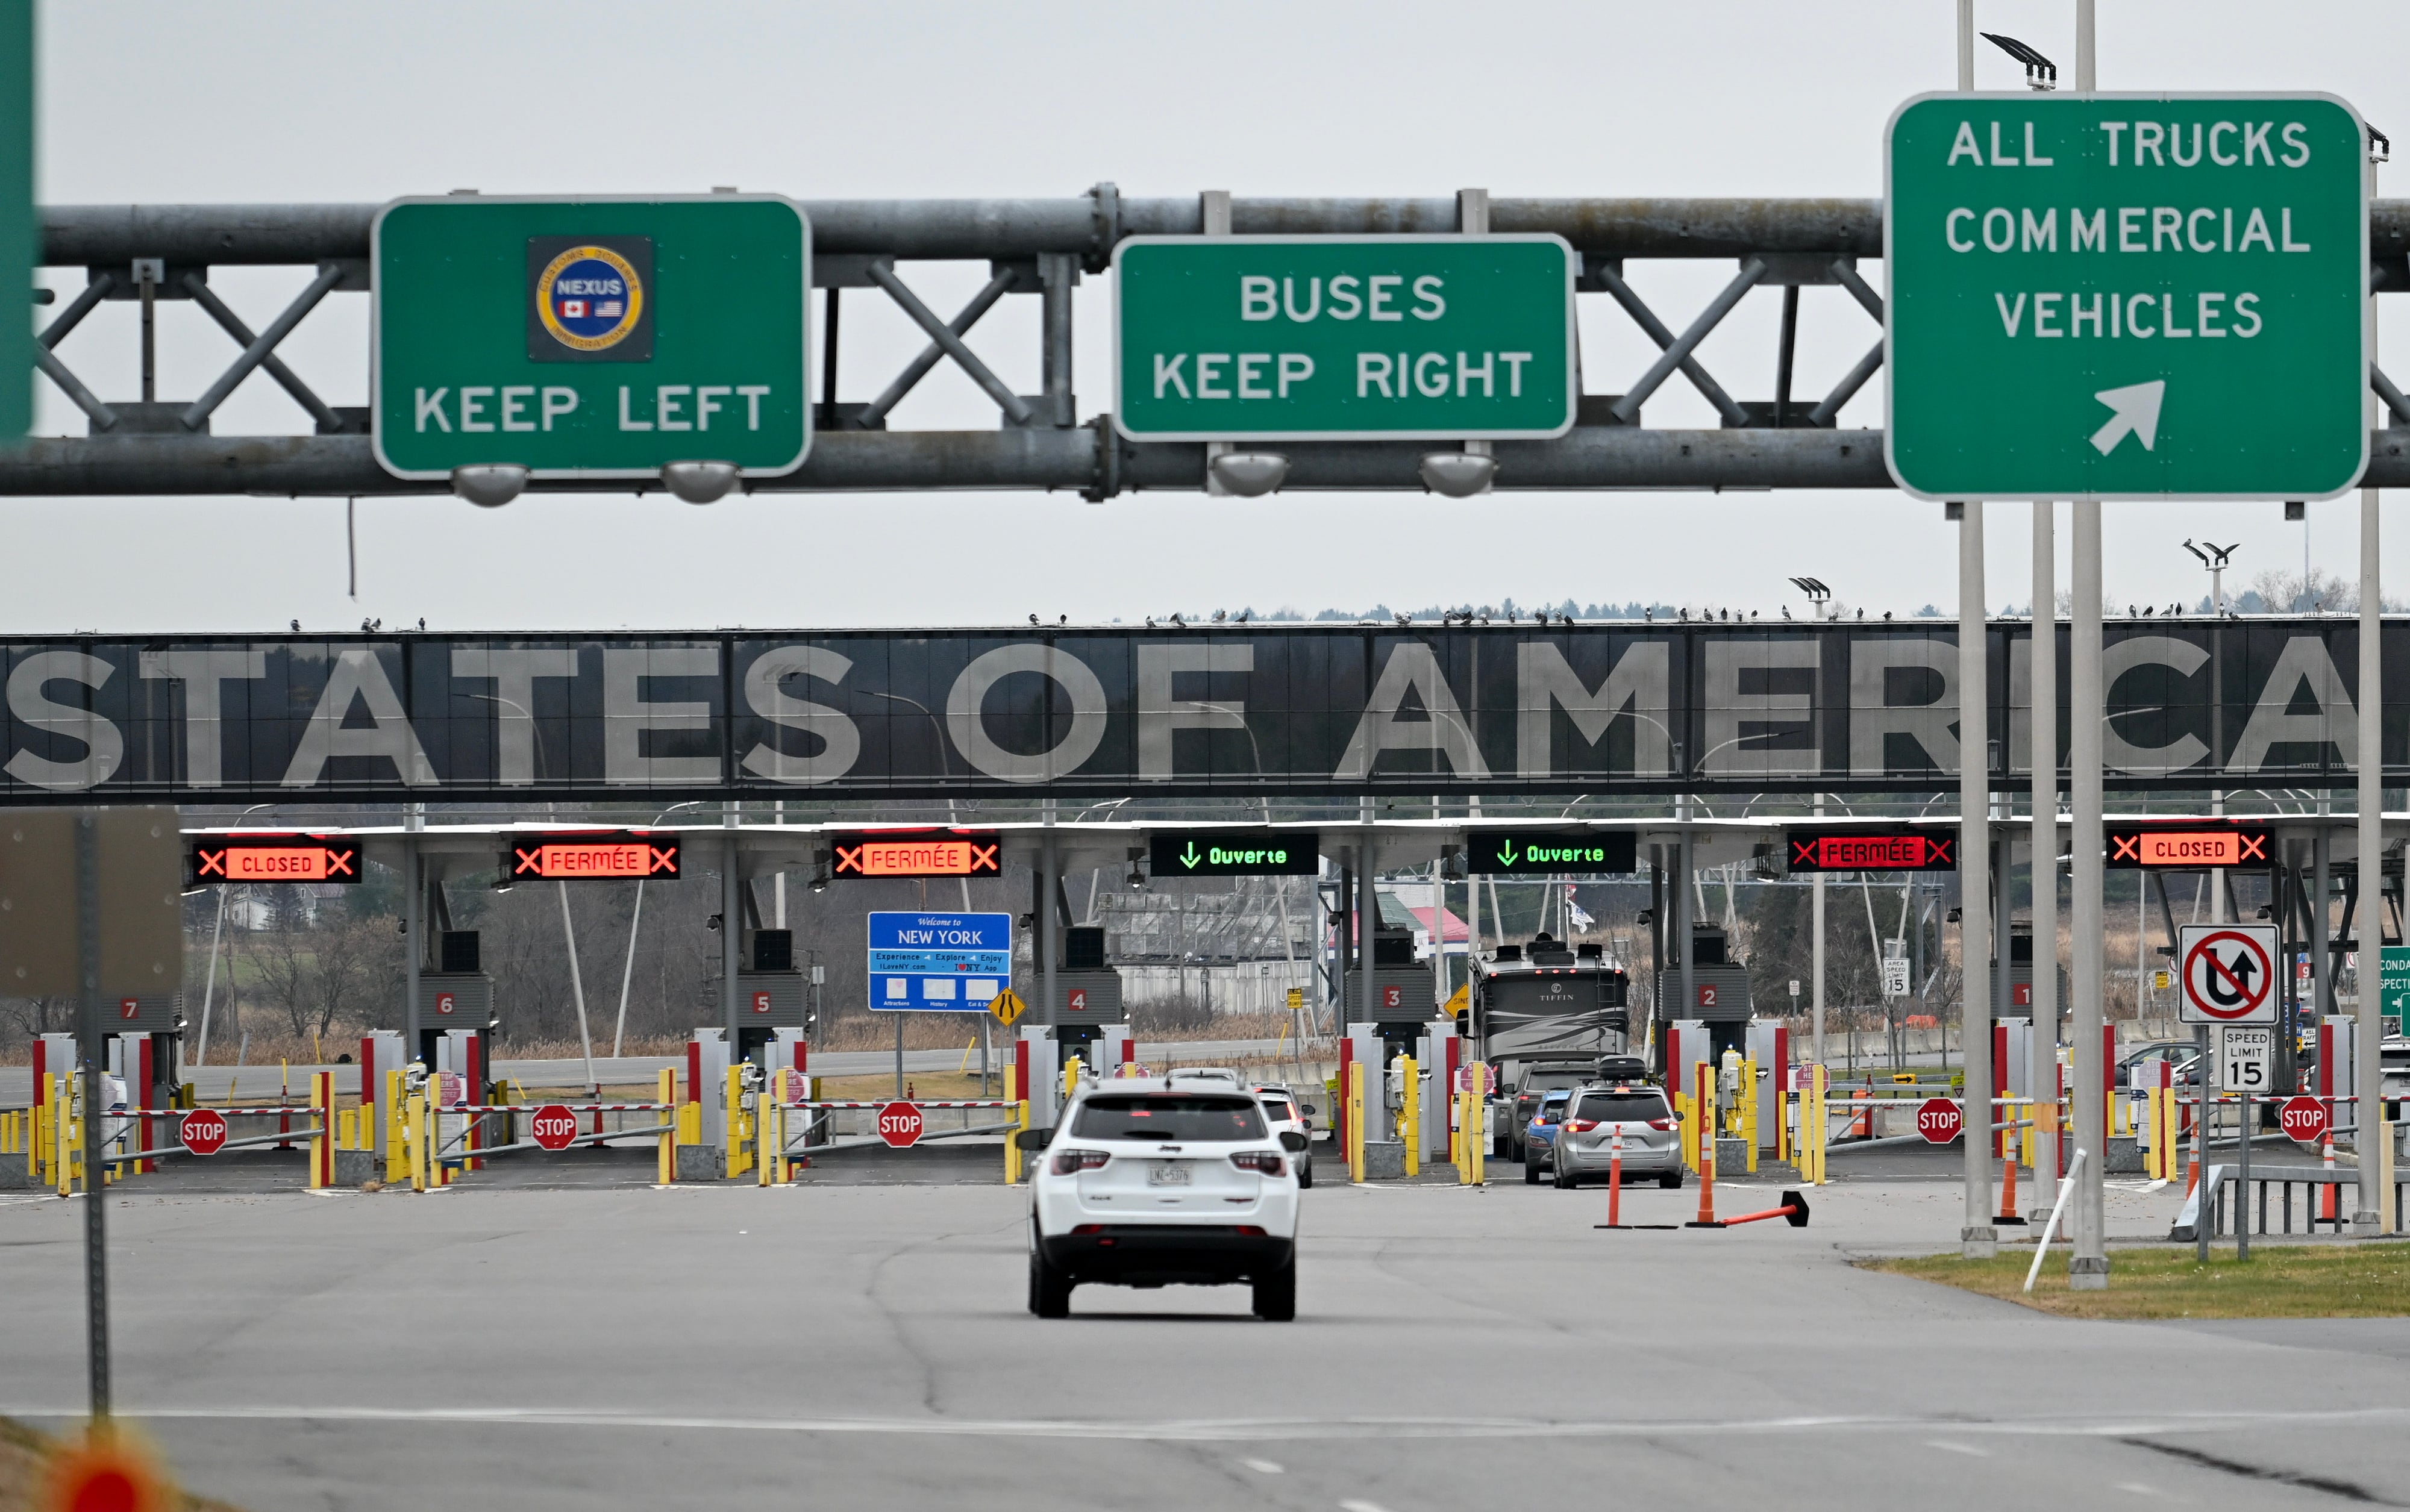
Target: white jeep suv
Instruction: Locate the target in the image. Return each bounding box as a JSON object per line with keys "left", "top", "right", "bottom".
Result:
{"left": 1021, "top": 1078, "right": 1306, "bottom": 1320}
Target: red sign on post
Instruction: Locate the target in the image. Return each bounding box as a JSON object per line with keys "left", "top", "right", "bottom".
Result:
{"left": 179, "top": 1108, "right": 229, "bottom": 1156}
{"left": 1915, "top": 1097, "right": 1963, "bottom": 1145}
{"left": 877, "top": 1101, "right": 924, "bottom": 1148}
{"left": 529, "top": 1103, "right": 580, "bottom": 1151}
{"left": 2279, "top": 1095, "right": 2330, "bottom": 1143}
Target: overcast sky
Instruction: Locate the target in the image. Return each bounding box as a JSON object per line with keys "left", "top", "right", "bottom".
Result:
{"left": 11, "top": 1, "right": 2407, "bottom": 634}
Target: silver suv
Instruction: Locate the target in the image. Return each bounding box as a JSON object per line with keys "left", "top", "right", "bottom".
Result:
{"left": 1548, "top": 1084, "right": 1683, "bottom": 1190}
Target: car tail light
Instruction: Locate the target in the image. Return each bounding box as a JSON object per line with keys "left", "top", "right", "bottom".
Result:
{"left": 1645, "top": 1118, "right": 1673, "bottom": 1131}
{"left": 1566, "top": 1119, "right": 1599, "bottom": 1132}
{"left": 1051, "top": 1149, "right": 1110, "bottom": 1175}
{"left": 1235, "top": 1225, "right": 1266, "bottom": 1237}
{"left": 1229, "top": 1151, "right": 1286, "bottom": 1176}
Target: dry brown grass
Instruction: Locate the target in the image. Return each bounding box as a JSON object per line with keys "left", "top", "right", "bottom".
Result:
{"left": 1864, "top": 1243, "right": 2410, "bottom": 1319}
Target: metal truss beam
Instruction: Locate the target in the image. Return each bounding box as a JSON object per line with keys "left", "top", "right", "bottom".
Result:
{"left": 9, "top": 426, "right": 2410, "bottom": 498}
{"left": 45, "top": 198, "right": 2410, "bottom": 267}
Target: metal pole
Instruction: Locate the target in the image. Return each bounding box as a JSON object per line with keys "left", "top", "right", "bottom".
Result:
{"left": 2356, "top": 138, "right": 2387, "bottom": 1234}
{"left": 2069, "top": 498, "right": 2109, "bottom": 1289}
{"left": 2030, "top": 501, "right": 2061, "bottom": 1216}
{"left": 1042, "top": 828, "right": 1060, "bottom": 1078}
{"left": 1956, "top": 0, "right": 1975, "bottom": 91}
{"left": 722, "top": 834, "right": 742, "bottom": 1049}
{"left": 2194, "top": 1020, "right": 2211, "bottom": 1263}
{"left": 1357, "top": 841, "right": 1377, "bottom": 1036}
{"left": 1959, "top": 498, "right": 1996, "bottom": 1258}
{"left": 77, "top": 813, "right": 110, "bottom": 1428}
{"left": 2074, "top": 0, "right": 2096, "bottom": 92}
{"left": 1812, "top": 795, "right": 1827, "bottom": 1067}
{"left": 612, "top": 879, "right": 645, "bottom": 1060}
{"left": 403, "top": 841, "right": 422, "bottom": 1060}
{"left": 558, "top": 881, "right": 595, "bottom": 1092}
{"left": 193, "top": 884, "right": 229, "bottom": 1066}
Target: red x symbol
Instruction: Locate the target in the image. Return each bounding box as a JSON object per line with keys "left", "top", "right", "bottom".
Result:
{"left": 2237, "top": 833, "right": 2268, "bottom": 863}
{"left": 648, "top": 846, "right": 678, "bottom": 875}
{"left": 834, "top": 845, "right": 864, "bottom": 875}
{"left": 324, "top": 848, "right": 355, "bottom": 878}
{"left": 197, "top": 848, "right": 227, "bottom": 878}
{"left": 1927, "top": 837, "right": 1953, "bottom": 866}
{"left": 513, "top": 846, "right": 543, "bottom": 876}
{"left": 1791, "top": 839, "right": 1815, "bottom": 867}
{"left": 2111, "top": 834, "right": 2141, "bottom": 862}
{"left": 968, "top": 843, "right": 999, "bottom": 874}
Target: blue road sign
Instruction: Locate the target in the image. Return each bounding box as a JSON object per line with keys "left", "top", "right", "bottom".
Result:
{"left": 867, "top": 911, "right": 1013, "bottom": 1013}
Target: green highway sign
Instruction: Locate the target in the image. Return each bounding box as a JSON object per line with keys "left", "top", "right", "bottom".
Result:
{"left": 1113, "top": 235, "right": 1576, "bottom": 440}
{"left": 374, "top": 195, "right": 810, "bottom": 480}
{"left": 1466, "top": 830, "right": 1637, "bottom": 876}
{"left": 1147, "top": 830, "right": 1320, "bottom": 877}
{"left": 1886, "top": 94, "right": 2368, "bottom": 500}
{"left": 2382, "top": 945, "right": 2410, "bottom": 1036}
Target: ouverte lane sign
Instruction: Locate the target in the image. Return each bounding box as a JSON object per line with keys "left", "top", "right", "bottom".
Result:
{"left": 2177, "top": 922, "right": 2279, "bottom": 1023}
{"left": 1886, "top": 94, "right": 2368, "bottom": 499}
{"left": 1115, "top": 235, "right": 1577, "bottom": 440}
{"left": 374, "top": 195, "right": 812, "bottom": 480}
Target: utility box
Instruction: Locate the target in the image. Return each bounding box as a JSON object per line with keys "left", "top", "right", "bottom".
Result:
{"left": 1041, "top": 970, "right": 1125, "bottom": 1026}
{"left": 736, "top": 972, "right": 807, "bottom": 1027}
{"left": 1341, "top": 970, "right": 1438, "bottom": 1023}
{"left": 419, "top": 973, "right": 493, "bottom": 1025}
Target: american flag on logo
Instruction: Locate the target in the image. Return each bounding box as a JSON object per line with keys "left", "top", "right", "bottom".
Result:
{"left": 596, "top": 301, "right": 623, "bottom": 317}
{"left": 560, "top": 299, "right": 587, "bottom": 318}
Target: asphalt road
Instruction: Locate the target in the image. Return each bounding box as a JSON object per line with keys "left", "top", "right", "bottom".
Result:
{"left": 5, "top": 1171, "right": 2405, "bottom": 1511}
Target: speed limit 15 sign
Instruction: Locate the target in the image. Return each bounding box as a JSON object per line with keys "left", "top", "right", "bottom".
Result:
{"left": 2215, "top": 1026, "right": 2273, "bottom": 1092}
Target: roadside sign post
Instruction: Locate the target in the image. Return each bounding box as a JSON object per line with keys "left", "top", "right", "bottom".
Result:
{"left": 374, "top": 195, "right": 812, "bottom": 485}
{"left": 2279, "top": 1095, "right": 2330, "bottom": 1144}
{"left": 1916, "top": 1097, "right": 1963, "bottom": 1146}
{"left": 529, "top": 1104, "right": 579, "bottom": 1152}
{"left": 877, "top": 1101, "right": 924, "bottom": 1149}
{"left": 178, "top": 1108, "right": 228, "bottom": 1157}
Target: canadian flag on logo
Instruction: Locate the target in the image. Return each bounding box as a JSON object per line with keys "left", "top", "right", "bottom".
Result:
{"left": 561, "top": 299, "right": 588, "bottom": 318}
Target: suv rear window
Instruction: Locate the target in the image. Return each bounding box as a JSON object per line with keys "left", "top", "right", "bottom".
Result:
{"left": 1259, "top": 1098, "right": 1296, "bottom": 1121}
{"left": 1072, "top": 1095, "right": 1267, "bottom": 1142}
{"left": 1573, "top": 1091, "right": 1670, "bottom": 1122}
{"left": 1521, "top": 1069, "right": 1591, "bottom": 1093}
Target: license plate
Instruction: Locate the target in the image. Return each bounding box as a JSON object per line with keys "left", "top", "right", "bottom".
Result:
{"left": 1147, "top": 1163, "right": 1191, "bottom": 1187}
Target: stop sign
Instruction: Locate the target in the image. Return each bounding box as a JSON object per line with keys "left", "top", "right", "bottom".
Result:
{"left": 876, "top": 1101, "right": 924, "bottom": 1148}
{"left": 2279, "top": 1095, "right": 2330, "bottom": 1143}
{"left": 1915, "top": 1096, "right": 1963, "bottom": 1145}
{"left": 528, "top": 1103, "right": 580, "bottom": 1152}
{"left": 179, "top": 1108, "right": 228, "bottom": 1156}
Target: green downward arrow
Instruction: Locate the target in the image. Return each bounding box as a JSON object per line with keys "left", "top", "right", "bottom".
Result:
{"left": 1497, "top": 842, "right": 1518, "bottom": 868}
{"left": 1180, "top": 842, "right": 1202, "bottom": 869}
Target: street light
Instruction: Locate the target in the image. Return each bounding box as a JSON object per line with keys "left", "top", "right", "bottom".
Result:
{"left": 1788, "top": 577, "right": 1832, "bottom": 620}
{"left": 2181, "top": 539, "right": 2239, "bottom": 616}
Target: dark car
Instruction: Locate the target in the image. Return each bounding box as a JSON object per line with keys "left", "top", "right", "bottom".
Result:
{"left": 1501, "top": 1061, "right": 1601, "bottom": 1161}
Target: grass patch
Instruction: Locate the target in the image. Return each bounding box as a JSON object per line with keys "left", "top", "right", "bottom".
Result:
{"left": 1864, "top": 1243, "right": 2410, "bottom": 1319}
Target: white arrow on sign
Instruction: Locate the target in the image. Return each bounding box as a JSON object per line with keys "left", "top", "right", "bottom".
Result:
{"left": 2089, "top": 380, "right": 2166, "bottom": 456}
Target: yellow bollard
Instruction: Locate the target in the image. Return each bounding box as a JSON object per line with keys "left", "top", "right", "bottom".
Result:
{"left": 309, "top": 1072, "right": 334, "bottom": 1190}
{"left": 1063, "top": 1056, "right": 1081, "bottom": 1102}
{"left": 1007, "top": 1099, "right": 1028, "bottom": 1185}
{"left": 1741, "top": 1057, "right": 1759, "bottom": 1173}
{"left": 406, "top": 1092, "right": 427, "bottom": 1192}
{"left": 725, "top": 1065, "right": 751, "bottom": 1180}
{"left": 657, "top": 1068, "right": 677, "bottom": 1185}
{"left": 1468, "top": 1087, "right": 1485, "bottom": 1186}
{"left": 58, "top": 1075, "right": 77, "bottom": 1197}
{"left": 1398, "top": 1054, "right": 1419, "bottom": 1178}
{"left": 1811, "top": 1064, "right": 1830, "bottom": 1186}
{"left": 1345, "top": 1061, "right": 1365, "bottom": 1183}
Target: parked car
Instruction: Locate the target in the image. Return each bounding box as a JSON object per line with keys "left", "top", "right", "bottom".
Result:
{"left": 2114, "top": 1041, "right": 2195, "bottom": 1087}
{"left": 1522, "top": 1088, "right": 1575, "bottom": 1185}
{"left": 1548, "top": 1084, "right": 1685, "bottom": 1190}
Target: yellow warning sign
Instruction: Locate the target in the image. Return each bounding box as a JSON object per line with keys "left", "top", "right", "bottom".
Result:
{"left": 1285, "top": 987, "right": 1304, "bottom": 1012}
{"left": 989, "top": 988, "right": 1027, "bottom": 1027}
{"left": 1444, "top": 983, "right": 1470, "bottom": 1014}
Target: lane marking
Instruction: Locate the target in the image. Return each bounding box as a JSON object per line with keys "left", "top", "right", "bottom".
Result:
{"left": 4, "top": 1404, "right": 2409, "bottom": 1444}
{"left": 1242, "top": 1460, "right": 1283, "bottom": 1474}
{"left": 1927, "top": 1440, "right": 1990, "bottom": 1457}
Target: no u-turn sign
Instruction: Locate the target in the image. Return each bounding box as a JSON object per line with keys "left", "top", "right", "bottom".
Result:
{"left": 2177, "top": 923, "right": 2279, "bottom": 1024}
